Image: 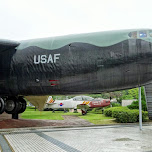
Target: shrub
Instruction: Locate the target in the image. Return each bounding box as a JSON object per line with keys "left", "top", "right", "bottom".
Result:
{"left": 142, "top": 111, "right": 148, "bottom": 121}
{"left": 111, "top": 102, "right": 121, "bottom": 107}
{"left": 89, "top": 108, "right": 103, "bottom": 114}
{"left": 127, "top": 100, "right": 147, "bottom": 111}
{"left": 104, "top": 108, "right": 113, "bottom": 117}
{"left": 104, "top": 106, "right": 148, "bottom": 123}
{"left": 104, "top": 107, "right": 128, "bottom": 117}
{"left": 112, "top": 108, "right": 148, "bottom": 123}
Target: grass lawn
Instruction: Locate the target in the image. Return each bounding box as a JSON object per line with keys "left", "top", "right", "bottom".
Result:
{"left": 79, "top": 113, "right": 115, "bottom": 125}
{"left": 21, "top": 107, "right": 64, "bottom": 120}
{"left": 21, "top": 107, "right": 116, "bottom": 125}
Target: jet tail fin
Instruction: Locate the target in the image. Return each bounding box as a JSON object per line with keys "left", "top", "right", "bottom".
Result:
{"left": 46, "top": 96, "right": 55, "bottom": 104}
{"left": 144, "top": 84, "right": 152, "bottom": 120}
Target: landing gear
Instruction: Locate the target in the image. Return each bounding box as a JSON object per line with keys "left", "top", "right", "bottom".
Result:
{"left": 74, "top": 109, "right": 78, "bottom": 113}
{"left": 0, "top": 98, "right": 5, "bottom": 114}
{"left": 64, "top": 109, "right": 67, "bottom": 113}
{"left": 0, "top": 96, "right": 27, "bottom": 119}
{"left": 5, "top": 97, "right": 20, "bottom": 114}
{"left": 52, "top": 109, "right": 55, "bottom": 113}
{"left": 81, "top": 109, "right": 87, "bottom": 115}
{"left": 12, "top": 113, "right": 19, "bottom": 119}
{"left": 17, "top": 96, "right": 27, "bottom": 114}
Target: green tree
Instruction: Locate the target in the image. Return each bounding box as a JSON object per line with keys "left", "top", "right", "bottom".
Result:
{"left": 127, "top": 100, "right": 147, "bottom": 111}
{"left": 128, "top": 88, "right": 138, "bottom": 99}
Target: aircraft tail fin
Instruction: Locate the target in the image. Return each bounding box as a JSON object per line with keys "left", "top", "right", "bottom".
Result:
{"left": 46, "top": 96, "right": 55, "bottom": 104}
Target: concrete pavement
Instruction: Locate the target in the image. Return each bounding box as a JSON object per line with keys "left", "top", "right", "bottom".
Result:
{"left": 0, "top": 125, "right": 152, "bottom": 152}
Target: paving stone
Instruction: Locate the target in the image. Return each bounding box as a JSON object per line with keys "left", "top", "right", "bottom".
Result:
{"left": 1, "top": 125, "right": 152, "bottom": 152}
{"left": 5, "top": 133, "right": 66, "bottom": 152}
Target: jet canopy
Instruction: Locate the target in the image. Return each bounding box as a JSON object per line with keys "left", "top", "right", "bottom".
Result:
{"left": 128, "top": 30, "right": 152, "bottom": 39}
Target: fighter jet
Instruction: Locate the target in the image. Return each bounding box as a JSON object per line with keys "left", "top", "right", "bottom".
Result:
{"left": 1, "top": 29, "right": 152, "bottom": 119}
{"left": 44, "top": 96, "right": 110, "bottom": 115}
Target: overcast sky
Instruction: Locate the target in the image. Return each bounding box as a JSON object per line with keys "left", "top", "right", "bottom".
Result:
{"left": 0, "top": 0, "right": 152, "bottom": 41}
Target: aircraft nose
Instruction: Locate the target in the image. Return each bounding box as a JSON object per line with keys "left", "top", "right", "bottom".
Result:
{"left": 0, "top": 40, "right": 20, "bottom": 52}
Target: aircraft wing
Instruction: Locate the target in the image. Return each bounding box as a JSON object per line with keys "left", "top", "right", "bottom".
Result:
{"left": 79, "top": 101, "right": 91, "bottom": 105}
{"left": 77, "top": 101, "right": 90, "bottom": 109}
{"left": 25, "top": 96, "right": 48, "bottom": 111}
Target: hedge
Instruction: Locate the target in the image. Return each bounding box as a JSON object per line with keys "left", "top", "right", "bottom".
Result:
{"left": 104, "top": 107, "right": 128, "bottom": 117}
{"left": 111, "top": 102, "right": 121, "bottom": 107}
{"left": 127, "top": 100, "right": 147, "bottom": 111}
{"left": 104, "top": 107, "right": 148, "bottom": 123}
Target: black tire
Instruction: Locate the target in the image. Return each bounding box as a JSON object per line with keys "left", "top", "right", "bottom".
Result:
{"left": 17, "top": 97, "right": 27, "bottom": 114}
{"left": 82, "top": 110, "right": 87, "bottom": 115}
{"left": 5, "top": 97, "right": 19, "bottom": 114}
{"left": 0, "top": 98, "right": 5, "bottom": 114}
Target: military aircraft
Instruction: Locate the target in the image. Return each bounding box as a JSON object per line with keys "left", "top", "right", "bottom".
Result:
{"left": 1, "top": 29, "right": 152, "bottom": 119}
{"left": 44, "top": 96, "right": 110, "bottom": 115}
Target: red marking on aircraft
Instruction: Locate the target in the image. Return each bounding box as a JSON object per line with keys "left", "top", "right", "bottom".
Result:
{"left": 51, "top": 84, "right": 59, "bottom": 86}
{"left": 49, "top": 80, "right": 59, "bottom": 86}
{"left": 59, "top": 103, "right": 64, "bottom": 106}
{"left": 49, "top": 80, "right": 58, "bottom": 82}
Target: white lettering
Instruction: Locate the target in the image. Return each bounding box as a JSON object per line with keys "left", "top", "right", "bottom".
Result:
{"left": 34, "top": 54, "right": 60, "bottom": 64}
{"left": 47, "top": 54, "right": 53, "bottom": 63}
{"left": 34, "top": 55, "right": 40, "bottom": 64}
{"left": 54, "top": 54, "right": 60, "bottom": 63}
{"left": 41, "top": 55, "right": 47, "bottom": 63}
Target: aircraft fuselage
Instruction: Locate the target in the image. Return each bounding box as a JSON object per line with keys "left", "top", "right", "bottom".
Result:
{"left": 1, "top": 29, "right": 152, "bottom": 118}
{"left": 1, "top": 30, "right": 152, "bottom": 96}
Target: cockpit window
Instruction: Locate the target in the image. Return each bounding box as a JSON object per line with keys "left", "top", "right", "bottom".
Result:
{"left": 73, "top": 96, "right": 82, "bottom": 101}
{"left": 139, "top": 31, "right": 147, "bottom": 38}
{"left": 149, "top": 31, "right": 152, "bottom": 37}
{"left": 128, "top": 31, "right": 137, "bottom": 38}
{"left": 82, "top": 96, "right": 94, "bottom": 101}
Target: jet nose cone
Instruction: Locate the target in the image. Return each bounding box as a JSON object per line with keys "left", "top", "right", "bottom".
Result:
{"left": 0, "top": 39, "right": 20, "bottom": 52}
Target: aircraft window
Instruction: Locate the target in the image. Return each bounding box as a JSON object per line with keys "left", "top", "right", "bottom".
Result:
{"left": 128, "top": 31, "right": 137, "bottom": 38}
{"left": 73, "top": 96, "right": 82, "bottom": 101}
{"left": 149, "top": 31, "right": 152, "bottom": 37}
{"left": 87, "top": 97, "right": 94, "bottom": 100}
{"left": 82, "top": 96, "right": 93, "bottom": 100}
{"left": 139, "top": 31, "right": 147, "bottom": 38}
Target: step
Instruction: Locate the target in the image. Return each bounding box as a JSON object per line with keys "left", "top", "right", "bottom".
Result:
{"left": 147, "top": 108, "right": 152, "bottom": 110}
{"left": 145, "top": 95, "right": 152, "bottom": 98}
{"left": 146, "top": 102, "right": 152, "bottom": 104}
{"left": 144, "top": 85, "right": 152, "bottom": 119}
{"left": 146, "top": 101, "right": 152, "bottom": 103}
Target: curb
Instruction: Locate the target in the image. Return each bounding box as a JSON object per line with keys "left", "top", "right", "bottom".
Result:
{"left": 0, "top": 123, "right": 152, "bottom": 133}
{"left": 3, "top": 135, "right": 14, "bottom": 152}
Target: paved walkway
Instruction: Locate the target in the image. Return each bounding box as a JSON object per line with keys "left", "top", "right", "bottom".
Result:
{"left": 0, "top": 113, "right": 11, "bottom": 120}
{"left": 35, "top": 115, "right": 94, "bottom": 126}
{"left": 0, "top": 125, "right": 152, "bottom": 152}
{"left": 0, "top": 113, "right": 93, "bottom": 129}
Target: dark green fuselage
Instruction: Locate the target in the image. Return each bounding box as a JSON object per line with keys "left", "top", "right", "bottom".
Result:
{"left": 0, "top": 29, "right": 152, "bottom": 95}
